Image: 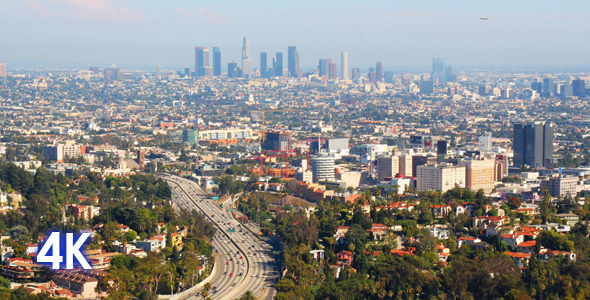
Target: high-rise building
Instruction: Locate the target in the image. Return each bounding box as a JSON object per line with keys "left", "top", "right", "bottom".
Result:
{"left": 543, "top": 78, "right": 556, "bottom": 96}
{"left": 195, "top": 47, "right": 210, "bottom": 77}
{"left": 0, "top": 63, "right": 6, "bottom": 77}
{"left": 227, "top": 63, "right": 238, "bottom": 78}
{"left": 287, "top": 46, "right": 299, "bottom": 77}
{"left": 437, "top": 140, "right": 448, "bottom": 155}
{"left": 384, "top": 71, "right": 394, "bottom": 83}
{"left": 352, "top": 68, "right": 360, "bottom": 80}
{"left": 432, "top": 57, "right": 445, "bottom": 84}
{"left": 212, "top": 47, "right": 221, "bottom": 76}
{"left": 459, "top": 159, "right": 496, "bottom": 193}
{"left": 155, "top": 65, "right": 161, "bottom": 79}
{"left": 417, "top": 164, "right": 465, "bottom": 193}
{"left": 319, "top": 59, "right": 331, "bottom": 77}
{"left": 398, "top": 154, "right": 413, "bottom": 177}
{"left": 513, "top": 121, "right": 554, "bottom": 168}
{"left": 376, "top": 62, "right": 383, "bottom": 82}
{"left": 341, "top": 52, "right": 349, "bottom": 80}
{"left": 260, "top": 52, "right": 268, "bottom": 78}
{"left": 274, "top": 52, "right": 283, "bottom": 77}
{"left": 310, "top": 155, "right": 336, "bottom": 183}
{"left": 377, "top": 156, "right": 399, "bottom": 181}
{"left": 572, "top": 79, "right": 586, "bottom": 97}
{"left": 241, "top": 37, "right": 253, "bottom": 77}
{"left": 263, "top": 132, "right": 292, "bottom": 151}
{"left": 329, "top": 62, "right": 337, "bottom": 80}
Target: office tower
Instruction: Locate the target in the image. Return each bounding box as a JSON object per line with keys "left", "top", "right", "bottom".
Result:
{"left": 260, "top": 52, "right": 268, "bottom": 78}
{"left": 318, "top": 59, "right": 331, "bottom": 77}
{"left": 227, "top": 62, "right": 238, "bottom": 78}
{"left": 513, "top": 121, "right": 554, "bottom": 168}
{"left": 341, "top": 52, "right": 349, "bottom": 80}
{"left": 377, "top": 156, "right": 399, "bottom": 181}
{"left": 310, "top": 155, "right": 336, "bottom": 183}
{"left": 437, "top": 140, "right": 448, "bottom": 155}
{"left": 432, "top": 57, "right": 445, "bottom": 84}
{"left": 241, "top": 37, "right": 253, "bottom": 77}
{"left": 376, "top": 62, "right": 383, "bottom": 82}
{"left": 184, "top": 68, "right": 191, "bottom": 78}
{"left": 420, "top": 81, "right": 434, "bottom": 94}
{"left": 212, "top": 47, "right": 221, "bottom": 76}
{"left": 274, "top": 52, "right": 283, "bottom": 77}
{"left": 287, "top": 46, "right": 299, "bottom": 77}
{"left": 368, "top": 72, "right": 376, "bottom": 83}
{"left": 352, "top": 68, "right": 360, "bottom": 80}
{"left": 417, "top": 164, "right": 465, "bottom": 192}
{"left": 560, "top": 85, "right": 573, "bottom": 98}
{"left": 398, "top": 154, "right": 413, "bottom": 177}
{"left": 540, "top": 175, "right": 578, "bottom": 198}
{"left": 329, "top": 62, "right": 337, "bottom": 80}
{"left": 384, "top": 71, "right": 394, "bottom": 83}
{"left": 0, "top": 63, "right": 6, "bottom": 77}
{"left": 194, "top": 47, "right": 210, "bottom": 77}
{"left": 263, "top": 132, "right": 292, "bottom": 151}
{"left": 155, "top": 65, "right": 161, "bottom": 79}
{"left": 182, "top": 129, "right": 198, "bottom": 145}
{"left": 531, "top": 82, "right": 543, "bottom": 93}
{"left": 542, "top": 78, "right": 556, "bottom": 96}
{"left": 459, "top": 159, "right": 495, "bottom": 193}
{"left": 572, "top": 79, "right": 586, "bottom": 97}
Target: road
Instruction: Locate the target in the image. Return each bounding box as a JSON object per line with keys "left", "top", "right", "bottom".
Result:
{"left": 160, "top": 174, "right": 278, "bottom": 300}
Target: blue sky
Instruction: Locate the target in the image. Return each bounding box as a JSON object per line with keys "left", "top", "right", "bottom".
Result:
{"left": 1, "top": 0, "right": 589, "bottom": 71}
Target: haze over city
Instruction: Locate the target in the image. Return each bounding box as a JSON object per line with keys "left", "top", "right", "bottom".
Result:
{"left": 2, "top": 0, "right": 590, "bottom": 70}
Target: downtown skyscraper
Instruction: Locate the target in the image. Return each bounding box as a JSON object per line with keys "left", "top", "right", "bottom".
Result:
{"left": 194, "top": 47, "right": 210, "bottom": 77}
{"left": 376, "top": 62, "right": 383, "bottom": 82}
{"left": 513, "top": 121, "right": 554, "bottom": 168}
{"left": 341, "top": 52, "right": 349, "bottom": 80}
{"left": 212, "top": 47, "right": 221, "bottom": 76}
{"left": 260, "top": 52, "right": 268, "bottom": 78}
{"left": 287, "top": 46, "right": 299, "bottom": 77}
{"left": 274, "top": 52, "right": 283, "bottom": 77}
{"left": 241, "top": 37, "right": 253, "bottom": 77}
{"left": 432, "top": 57, "right": 445, "bottom": 84}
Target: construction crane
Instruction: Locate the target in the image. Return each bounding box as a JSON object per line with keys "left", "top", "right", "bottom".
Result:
{"left": 251, "top": 109, "right": 300, "bottom": 145}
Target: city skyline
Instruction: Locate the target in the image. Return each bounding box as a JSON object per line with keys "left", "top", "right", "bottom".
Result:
{"left": 1, "top": 1, "right": 590, "bottom": 70}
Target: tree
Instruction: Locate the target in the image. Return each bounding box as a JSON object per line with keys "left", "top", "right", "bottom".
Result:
{"left": 238, "top": 290, "right": 256, "bottom": 300}
{"left": 9, "top": 225, "right": 28, "bottom": 240}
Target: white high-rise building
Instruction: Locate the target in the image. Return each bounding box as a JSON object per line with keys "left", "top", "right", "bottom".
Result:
{"left": 241, "top": 37, "right": 253, "bottom": 77}
{"left": 417, "top": 164, "right": 465, "bottom": 193}
{"left": 341, "top": 52, "right": 349, "bottom": 80}
{"left": 310, "top": 155, "right": 336, "bottom": 183}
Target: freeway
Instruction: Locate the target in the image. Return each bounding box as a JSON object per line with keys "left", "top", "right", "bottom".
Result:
{"left": 160, "top": 174, "right": 278, "bottom": 300}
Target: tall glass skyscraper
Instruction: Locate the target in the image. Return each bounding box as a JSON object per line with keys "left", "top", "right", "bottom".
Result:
{"left": 341, "top": 52, "right": 349, "bottom": 80}
{"left": 212, "top": 47, "right": 221, "bottom": 76}
{"left": 513, "top": 121, "right": 554, "bottom": 168}
{"left": 260, "top": 52, "right": 268, "bottom": 78}
{"left": 287, "top": 46, "right": 299, "bottom": 77}
{"left": 432, "top": 57, "right": 445, "bottom": 84}
{"left": 274, "top": 52, "right": 283, "bottom": 77}
{"left": 194, "top": 47, "right": 209, "bottom": 77}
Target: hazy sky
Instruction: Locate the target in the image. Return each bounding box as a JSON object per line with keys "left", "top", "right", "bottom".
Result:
{"left": 1, "top": 0, "right": 589, "bottom": 71}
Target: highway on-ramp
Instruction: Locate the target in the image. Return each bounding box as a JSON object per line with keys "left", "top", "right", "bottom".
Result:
{"left": 160, "top": 174, "right": 278, "bottom": 300}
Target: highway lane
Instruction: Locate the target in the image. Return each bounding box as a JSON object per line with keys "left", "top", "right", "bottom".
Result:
{"left": 161, "top": 174, "right": 278, "bottom": 300}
